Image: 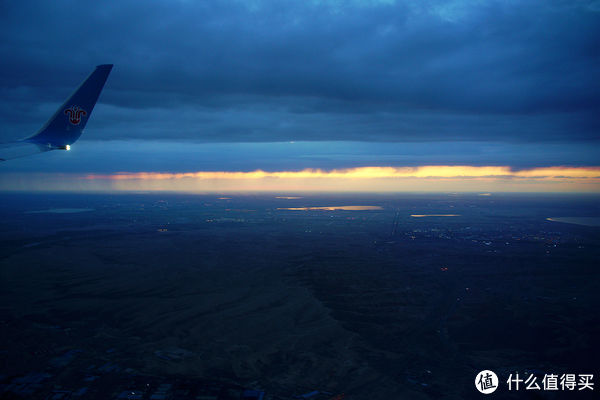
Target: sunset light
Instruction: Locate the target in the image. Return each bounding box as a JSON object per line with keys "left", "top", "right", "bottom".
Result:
{"left": 68, "top": 165, "right": 600, "bottom": 193}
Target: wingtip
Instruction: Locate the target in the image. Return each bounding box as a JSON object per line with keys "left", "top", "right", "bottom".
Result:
{"left": 96, "top": 64, "right": 114, "bottom": 70}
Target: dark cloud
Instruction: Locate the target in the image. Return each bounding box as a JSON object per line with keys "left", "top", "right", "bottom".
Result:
{"left": 2, "top": 140, "right": 599, "bottom": 174}
{"left": 0, "top": 0, "right": 598, "bottom": 143}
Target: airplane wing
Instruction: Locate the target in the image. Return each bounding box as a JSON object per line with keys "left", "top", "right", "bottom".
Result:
{"left": 0, "top": 141, "right": 50, "bottom": 162}
{"left": 0, "top": 64, "right": 113, "bottom": 162}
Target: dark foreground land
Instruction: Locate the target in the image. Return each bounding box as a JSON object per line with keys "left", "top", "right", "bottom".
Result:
{"left": 0, "top": 193, "right": 598, "bottom": 399}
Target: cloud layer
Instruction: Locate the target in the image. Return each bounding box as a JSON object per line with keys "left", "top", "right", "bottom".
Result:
{"left": 1, "top": 0, "right": 599, "bottom": 143}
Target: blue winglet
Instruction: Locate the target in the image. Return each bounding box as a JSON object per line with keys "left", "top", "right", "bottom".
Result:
{"left": 26, "top": 64, "right": 113, "bottom": 148}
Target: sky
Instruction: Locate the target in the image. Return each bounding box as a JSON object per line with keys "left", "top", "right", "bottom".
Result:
{"left": 0, "top": 0, "right": 599, "bottom": 192}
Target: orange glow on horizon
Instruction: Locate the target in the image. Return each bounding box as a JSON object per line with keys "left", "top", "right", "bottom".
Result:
{"left": 84, "top": 165, "right": 600, "bottom": 181}
{"left": 70, "top": 165, "right": 600, "bottom": 193}
{"left": 3, "top": 166, "right": 596, "bottom": 193}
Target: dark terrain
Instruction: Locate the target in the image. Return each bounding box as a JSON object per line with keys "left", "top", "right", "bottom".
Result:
{"left": 0, "top": 193, "right": 598, "bottom": 399}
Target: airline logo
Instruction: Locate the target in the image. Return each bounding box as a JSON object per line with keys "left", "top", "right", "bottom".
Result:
{"left": 64, "top": 105, "right": 87, "bottom": 125}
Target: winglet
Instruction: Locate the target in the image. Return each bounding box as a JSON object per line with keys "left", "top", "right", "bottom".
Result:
{"left": 26, "top": 64, "right": 113, "bottom": 148}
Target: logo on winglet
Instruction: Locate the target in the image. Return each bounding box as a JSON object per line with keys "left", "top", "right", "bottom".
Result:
{"left": 64, "top": 105, "right": 87, "bottom": 125}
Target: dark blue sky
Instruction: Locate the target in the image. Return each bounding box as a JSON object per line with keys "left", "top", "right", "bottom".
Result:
{"left": 0, "top": 0, "right": 599, "bottom": 173}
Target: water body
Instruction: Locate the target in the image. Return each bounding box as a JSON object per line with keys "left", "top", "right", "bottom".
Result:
{"left": 546, "top": 217, "right": 600, "bottom": 227}
{"left": 25, "top": 208, "right": 95, "bottom": 214}
{"left": 410, "top": 214, "right": 460, "bottom": 217}
{"left": 278, "top": 205, "right": 382, "bottom": 211}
